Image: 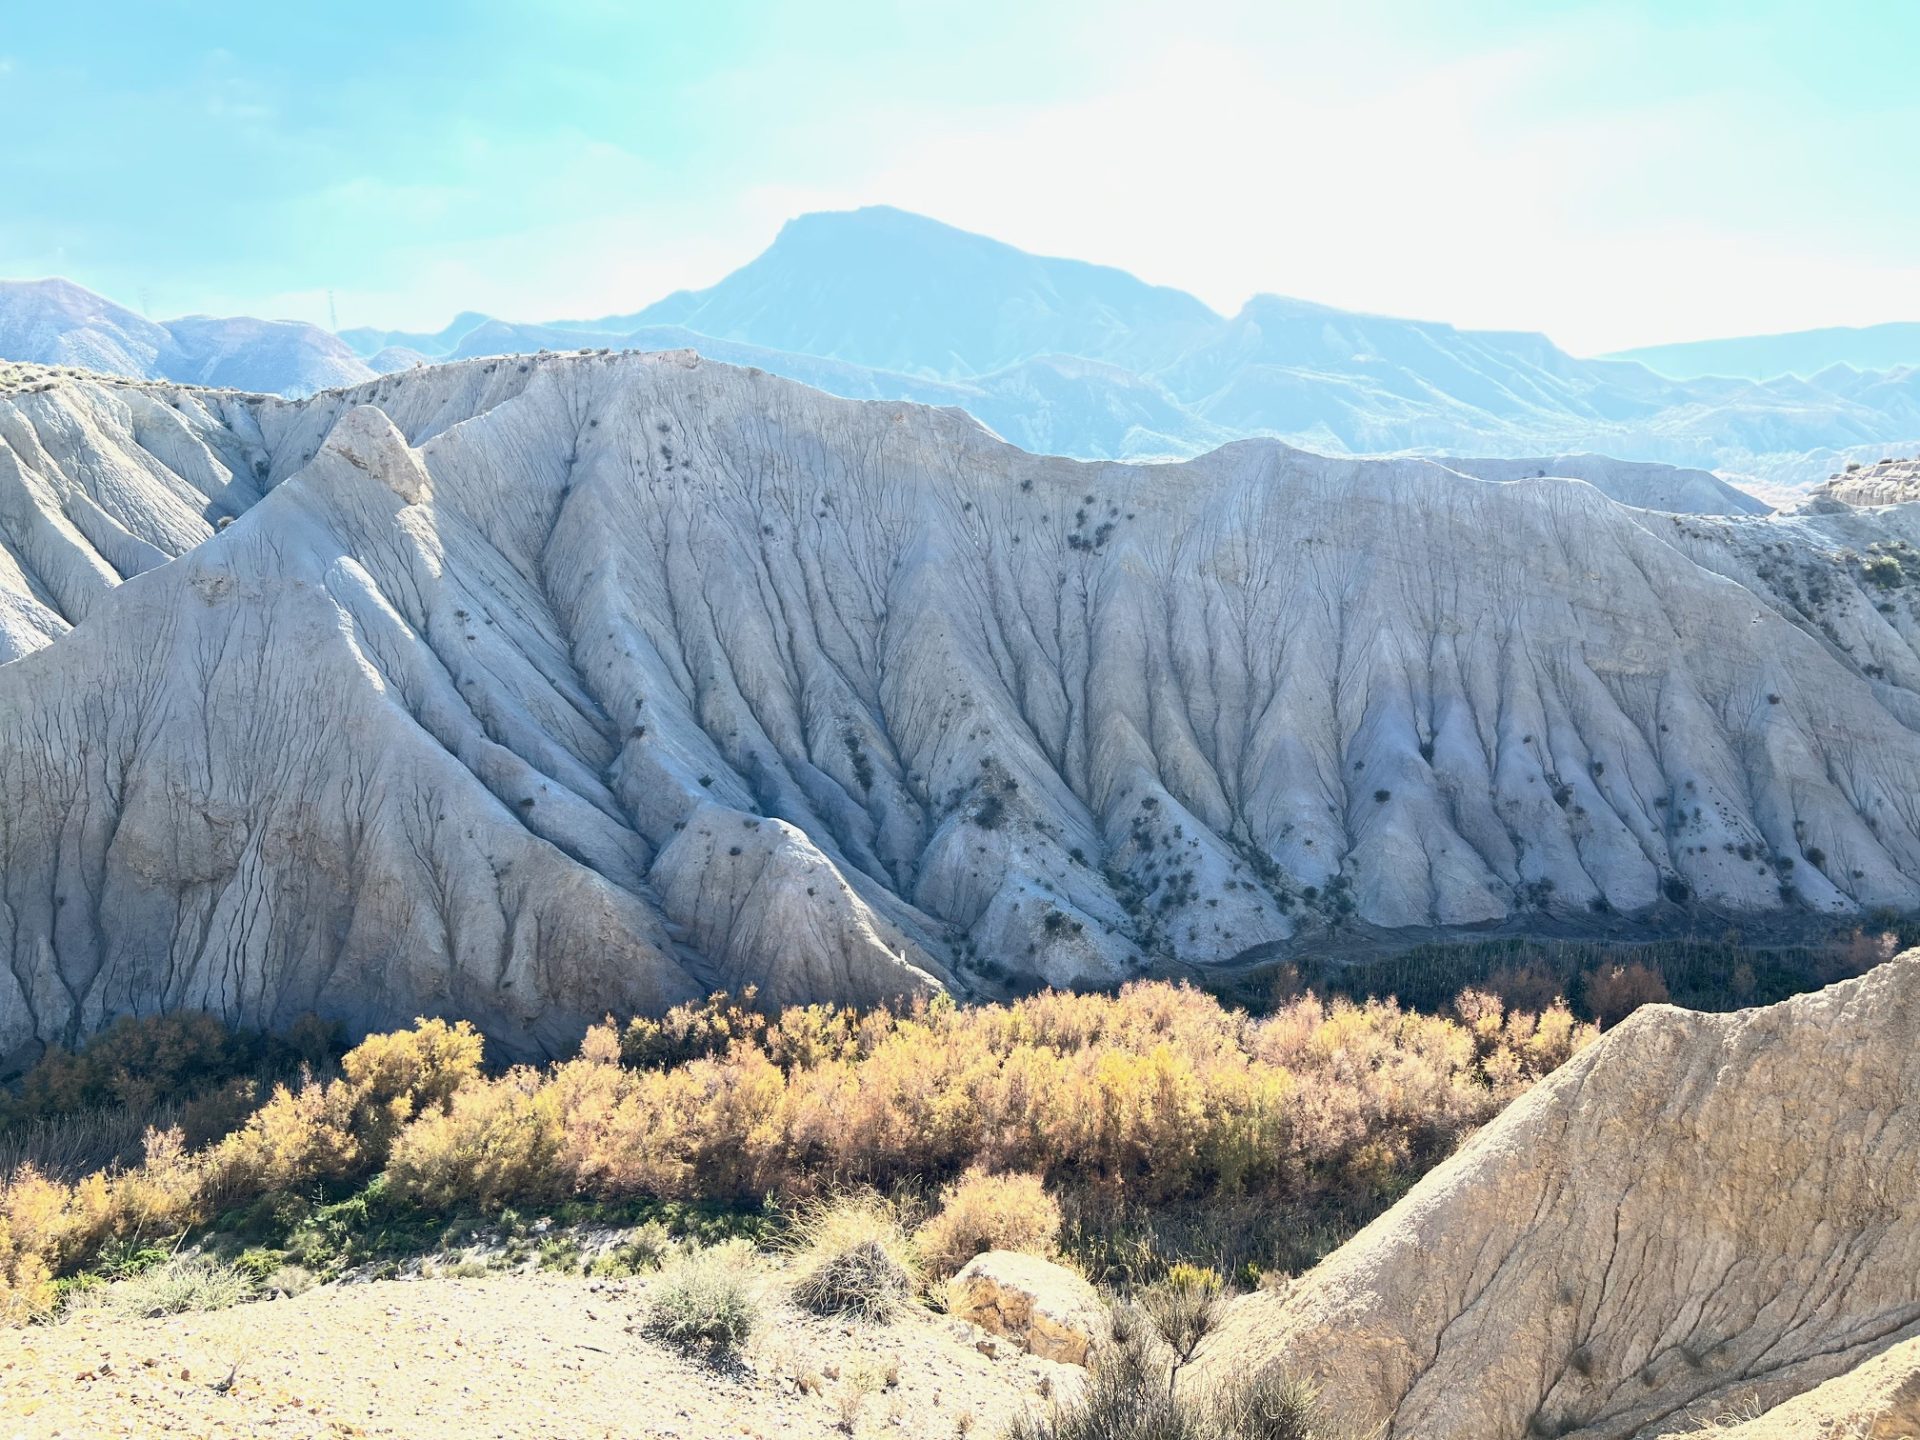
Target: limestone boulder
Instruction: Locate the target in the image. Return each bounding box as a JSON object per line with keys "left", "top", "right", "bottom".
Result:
{"left": 949, "top": 1251, "right": 1108, "bottom": 1367}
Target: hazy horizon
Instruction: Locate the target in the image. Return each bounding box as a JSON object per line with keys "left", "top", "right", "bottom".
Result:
{"left": 3, "top": 0, "right": 1918, "bottom": 354}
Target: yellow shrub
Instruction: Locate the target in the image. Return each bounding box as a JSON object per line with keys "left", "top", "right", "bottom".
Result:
{"left": 339, "top": 1017, "right": 485, "bottom": 1157}
{"left": 208, "top": 1078, "right": 360, "bottom": 1199}
{"left": 0, "top": 1218, "right": 54, "bottom": 1324}
{"left": 0, "top": 982, "right": 1600, "bottom": 1317}
{"left": 388, "top": 1068, "right": 567, "bottom": 1209}
{"left": 916, "top": 1168, "right": 1061, "bottom": 1278}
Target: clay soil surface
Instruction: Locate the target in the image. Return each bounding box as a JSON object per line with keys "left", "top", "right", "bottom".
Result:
{"left": 1, "top": 1270, "right": 1076, "bottom": 1439}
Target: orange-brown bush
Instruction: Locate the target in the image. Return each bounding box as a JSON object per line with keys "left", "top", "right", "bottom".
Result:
{"left": 1581, "top": 962, "right": 1671, "bottom": 1028}
{"left": 1, "top": 1012, "right": 342, "bottom": 1131}
{"left": 0, "top": 987, "right": 1594, "bottom": 1322}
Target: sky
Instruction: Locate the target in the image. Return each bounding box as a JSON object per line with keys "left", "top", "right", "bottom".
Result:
{"left": 1, "top": 0, "right": 1917, "bottom": 354}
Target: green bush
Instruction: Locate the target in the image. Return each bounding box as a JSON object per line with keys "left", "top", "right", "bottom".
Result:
{"left": 66, "top": 1254, "right": 253, "bottom": 1320}
{"left": 588, "top": 1219, "right": 677, "bottom": 1278}
{"left": 641, "top": 1242, "right": 761, "bottom": 1352}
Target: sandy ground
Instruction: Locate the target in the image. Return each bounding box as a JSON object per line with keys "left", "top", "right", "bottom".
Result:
{"left": 0, "top": 1271, "right": 1078, "bottom": 1439}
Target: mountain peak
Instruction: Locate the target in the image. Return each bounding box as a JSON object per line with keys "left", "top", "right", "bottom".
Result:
{"left": 633, "top": 206, "right": 1221, "bottom": 379}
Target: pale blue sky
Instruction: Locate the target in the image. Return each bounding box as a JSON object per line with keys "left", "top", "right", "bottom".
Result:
{"left": 2, "top": 0, "right": 1915, "bottom": 352}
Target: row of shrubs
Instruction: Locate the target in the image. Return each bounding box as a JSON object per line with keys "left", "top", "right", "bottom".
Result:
{"left": 1, "top": 980, "right": 1596, "bottom": 1322}
{"left": 1245, "top": 926, "right": 1909, "bottom": 1022}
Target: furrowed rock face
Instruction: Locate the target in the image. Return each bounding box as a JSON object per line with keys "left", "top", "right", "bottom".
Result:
{"left": 1193, "top": 955, "right": 1920, "bottom": 1439}
{"left": 2, "top": 351, "right": 1920, "bottom": 1057}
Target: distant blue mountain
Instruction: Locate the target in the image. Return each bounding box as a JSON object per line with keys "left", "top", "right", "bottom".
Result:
{"left": 625, "top": 205, "right": 1223, "bottom": 379}
{"left": 0, "top": 278, "right": 371, "bottom": 395}
{"left": 1608, "top": 323, "right": 1920, "bottom": 382}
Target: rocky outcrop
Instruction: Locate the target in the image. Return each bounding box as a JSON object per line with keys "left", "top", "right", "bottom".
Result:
{"left": 1798, "top": 455, "right": 1920, "bottom": 511}
{"left": 1193, "top": 955, "right": 1920, "bottom": 1439}
{"left": 4, "top": 351, "right": 1920, "bottom": 1059}
{"left": 949, "top": 1251, "right": 1108, "bottom": 1366}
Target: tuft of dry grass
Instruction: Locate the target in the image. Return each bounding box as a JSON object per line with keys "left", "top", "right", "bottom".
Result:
{"left": 640, "top": 1240, "right": 762, "bottom": 1353}
{"left": 61, "top": 1253, "right": 254, "bottom": 1321}
{"left": 789, "top": 1191, "right": 919, "bottom": 1322}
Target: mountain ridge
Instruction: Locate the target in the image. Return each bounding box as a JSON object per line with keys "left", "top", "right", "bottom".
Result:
{"left": 1610, "top": 320, "right": 1920, "bottom": 382}
{"left": 12, "top": 209, "right": 1920, "bottom": 485}
{"left": 0, "top": 277, "right": 373, "bottom": 396}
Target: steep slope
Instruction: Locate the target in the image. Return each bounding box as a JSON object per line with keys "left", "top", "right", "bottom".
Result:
{"left": 4, "top": 353, "right": 1920, "bottom": 1063}
{"left": 1611, "top": 321, "right": 1920, "bottom": 382}
{"left": 0, "top": 367, "right": 271, "bottom": 659}
{"left": 1194, "top": 956, "right": 1920, "bottom": 1439}
{"left": 0, "top": 279, "right": 372, "bottom": 396}
{"left": 1697, "top": 1336, "right": 1920, "bottom": 1438}
{"left": 629, "top": 206, "right": 1223, "bottom": 378}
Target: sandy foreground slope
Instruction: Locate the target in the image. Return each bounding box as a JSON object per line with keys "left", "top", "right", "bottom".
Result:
{"left": 1699, "top": 1334, "right": 1920, "bottom": 1438}
{"left": 0, "top": 1271, "right": 1069, "bottom": 1439}
{"left": 1191, "top": 954, "right": 1920, "bottom": 1439}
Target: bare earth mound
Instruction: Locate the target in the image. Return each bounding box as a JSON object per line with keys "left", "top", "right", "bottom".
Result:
{"left": 1195, "top": 954, "right": 1920, "bottom": 1438}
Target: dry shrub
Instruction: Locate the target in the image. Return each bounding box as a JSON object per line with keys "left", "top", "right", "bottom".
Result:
{"left": 0, "top": 1218, "right": 54, "bottom": 1323}
{"left": 386, "top": 1069, "right": 566, "bottom": 1210}
{"left": 1582, "top": 962, "right": 1671, "bottom": 1028}
{"left": 1483, "top": 962, "right": 1564, "bottom": 1016}
{"left": 1, "top": 1012, "right": 332, "bottom": 1127}
{"left": 1213, "top": 1364, "right": 1339, "bottom": 1440}
{"left": 1010, "top": 1302, "right": 1341, "bottom": 1439}
{"left": 1138, "top": 1262, "right": 1228, "bottom": 1387}
{"left": 0, "top": 1017, "right": 487, "bottom": 1314}
{"left": 789, "top": 1190, "right": 918, "bottom": 1321}
{"left": 66, "top": 1253, "right": 253, "bottom": 1320}
{"left": 916, "top": 1168, "right": 1062, "bottom": 1279}
{"left": 1820, "top": 928, "right": 1900, "bottom": 984}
